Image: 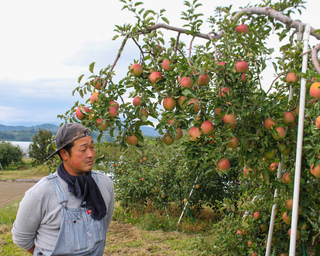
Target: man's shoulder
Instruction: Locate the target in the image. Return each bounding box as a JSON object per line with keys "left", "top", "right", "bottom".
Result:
{"left": 92, "top": 170, "right": 113, "bottom": 182}
{"left": 26, "top": 174, "right": 56, "bottom": 195}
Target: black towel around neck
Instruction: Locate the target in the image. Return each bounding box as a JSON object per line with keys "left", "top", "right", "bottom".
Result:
{"left": 57, "top": 163, "right": 106, "bottom": 220}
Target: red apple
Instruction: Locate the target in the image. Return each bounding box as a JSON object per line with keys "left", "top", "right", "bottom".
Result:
{"left": 285, "top": 199, "right": 293, "bottom": 210}
{"left": 130, "top": 63, "right": 143, "bottom": 77}
{"left": 180, "top": 76, "right": 193, "bottom": 89}
{"left": 75, "top": 106, "right": 90, "bottom": 120}
{"left": 187, "top": 99, "right": 201, "bottom": 113}
{"left": 241, "top": 73, "right": 247, "bottom": 82}
{"left": 283, "top": 111, "right": 295, "bottom": 124}
{"left": 235, "top": 61, "right": 248, "bottom": 73}
{"left": 222, "top": 113, "right": 236, "bottom": 125}
{"left": 264, "top": 117, "right": 275, "bottom": 129}
{"left": 163, "top": 134, "right": 174, "bottom": 145}
{"left": 310, "top": 82, "right": 320, "bottom": 100}
{"left": 270, "top": 163, "right": 279, "bottom": 172}
{"left": 178, "top": 95, "right": 187, "bottom": 106}
{"left": 95, "top": 118, "right": 108, "bottom": 131}
{"left": 227, "top": 137, "right": 239, "bottom": 149}
{"left": 235, "top": 24, "right": 248, "bottom": 33}
{"left": 288, "top": 229, "right": 300, "bottom": 240}
{"left": 108, "top": 106, "right": 118, "bottom": 117}
{"left": 283, "top": 212, "right": 291, "bottom": 225}
{"left": 272, "top": 127, "right": 286, "bottom": 140}
{"left": 139, "top": 108, "right": 148, "bottom": 118}
{"left": 90, "top": 92, "right": 99, "bottom": 104}
{"left": 214, "top": 108, "right": 222, "bottom": 116}
{"left": 200, "top": 120, "right": 214, "bottom": 135}
{"left": 217, "top": 158, "right": 230, "bottom": 172}
{"left": 132, "top": 96, "right": 142, "bottom": 106}
{"left": 218, "top": 62, "right": 226, "bottom": 66}
{"left": 162, "top": 58, "right": 174, "bottom": 71}
{"left": 149, "top": 71, "right": 162, "bottom": 83}
{"left": 163, "top": 97, "right": 176, "bottom": 111}
{"left": 188, "top": 127, "right": 202, "bottom": 141}
{"left": 175, "top": 128, "right": 183, "bottom": 140}
{"left": 109, "top": 100, "right": 119, "bottom": 110}
{"left": 315, "top": 116, "right": 320, "bottom": 129}
{"left": 310, "top": 163, "right": 320, "bottom": 178}
{"left": 282, "top": 172, "right": 291, "bottom": 183}
{"left": 286, "top": 72, "right": 299, "bottom": 83}
{"left": 126, "top": 134, "right": 139, "bottom": 146}
{"left": 197, "top": 73, "right": 210, "bottom": 86}
{"left": 94, "top": 77, "right": 103, "bottom": 90}
{"left": 218, "top": 87, "right": 231, "bottom": 98}
{"left": 253, "top": 211, "right": 261, "bottom": 219}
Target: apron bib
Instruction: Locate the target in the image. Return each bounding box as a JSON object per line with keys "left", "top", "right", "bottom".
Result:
{"left": 33, "top": 173, "right": 107, "bottom": 256}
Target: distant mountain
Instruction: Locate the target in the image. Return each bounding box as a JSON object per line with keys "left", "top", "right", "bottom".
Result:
{"left": 0, "top": 123, "right": 60, "bottom": 133}
{"left": 0, "top": 123, "right": 159, "bottom": 141}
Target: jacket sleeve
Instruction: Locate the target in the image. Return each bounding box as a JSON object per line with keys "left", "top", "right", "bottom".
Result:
{"left": 11, "top": 182, "right": 45, "bottom": 250}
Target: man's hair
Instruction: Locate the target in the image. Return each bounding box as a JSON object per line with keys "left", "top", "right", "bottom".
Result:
{"left": 58, "top": 142, "right": 74, "bottom": 160}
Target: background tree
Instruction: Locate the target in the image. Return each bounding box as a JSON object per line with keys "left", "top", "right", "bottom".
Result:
{"left": 0, "top": 141, "right": 23, "bottom": 169}
{"left": 28, "top": 128, "right": 53, "bottom": 165}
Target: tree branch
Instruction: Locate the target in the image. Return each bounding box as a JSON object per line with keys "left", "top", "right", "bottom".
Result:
{"left": 312, "top": 44, "right": 320, "bottom": 75}
{"left": 232, "top": 7, "right": 320, "bottom": 40}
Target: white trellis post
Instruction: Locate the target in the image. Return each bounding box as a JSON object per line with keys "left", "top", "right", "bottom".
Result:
{"left": 265, "top": 25, "right": 304, "bottom": 256}
{"left": 289, "top": 23, "right": 311, "bottom": 256}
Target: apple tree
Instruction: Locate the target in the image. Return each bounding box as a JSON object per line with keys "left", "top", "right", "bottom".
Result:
{"left": 58, "top": 0, "right": 320, "bottom": 254}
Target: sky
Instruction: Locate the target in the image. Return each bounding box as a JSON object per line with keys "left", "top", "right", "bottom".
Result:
{"left": 0, "top": 0, "right": 319, "bottom": 126}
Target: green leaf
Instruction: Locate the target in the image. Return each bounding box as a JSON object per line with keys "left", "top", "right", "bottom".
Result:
{"left": 78, "top": 74, "right": 85, "bottom": 84}
{"left": 89, "top": 62, "right": 95, "bottom": 73}
{"left": 161, "top": 17, "right": 169, "bottom": 25}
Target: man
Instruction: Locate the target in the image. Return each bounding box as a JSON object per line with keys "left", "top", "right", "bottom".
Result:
{"left": 12, "top": 123, "right": 114, "bottom": 256}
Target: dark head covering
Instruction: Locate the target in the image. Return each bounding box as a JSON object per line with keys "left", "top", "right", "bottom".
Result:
{"left": 46, "top": 123, "right": 91, "bottom": 160}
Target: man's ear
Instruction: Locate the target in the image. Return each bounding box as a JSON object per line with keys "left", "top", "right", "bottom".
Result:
{"left": 59, "top": 148, "right": 69, "bottom": 161}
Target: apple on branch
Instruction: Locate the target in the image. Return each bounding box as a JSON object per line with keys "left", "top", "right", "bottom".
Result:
{"left": 163, "top": 97, "right": 177, "bottom": 111}
{"left": 272, "top": 126, "right": 286, "bottom": 141}
{"left": 149, "top": 71, "right": 162, "bottom": 84}
{"left": 188, "top": 127, "right": 202, "bottom": 141}
{"left": 162, "top": 58, "right": 174, "bottom": 71}
{"left": 95, "top": 118, "right": 108, "bottom": 131}
{"left": 163, "top": 134, "right": 174, "bottom": 145}
{"left": 90, "top": 92, "right": 99, "bottom": 104}
{"left": 217, "top": 158, "right": 230, "bottom": 172}
{"left": 109, "top": 100, "right": 119, "bottom": 110}
{"left": 132, "top": 96, "right": 142, "bottom": 107}
{"left": 126, "top": 134, "right": 139, "bottom": 146}
{"left": 75, "top": 106, "right": 90, "bottom": 120}
{"left": 130, "top": 63, "right": 143, "bottom": 77}
{"left": 197, "top": 73, "right": 210, "bottom": 86}
{"left": 282, "top": 111, "right": 295, "bottom": 124}
{"left": 235, "top": 61, "right": 248, "bottom": 73}
{"left": 264, "top": 117, "right": 275, "bottom": 130}
{"left": 286, "top": 72, "right": 299, "bottom": 83}
{"left": 235, "top": 24, "right": 248, "bottom": 33}
{"left": 310, "top": 82, "right": 320, "bottom": 100}
{"left": 180, "top": 76, "right": 193, "bottom": 89}
{"left": 200, "top": 120, "right": 214, "bottom": 135}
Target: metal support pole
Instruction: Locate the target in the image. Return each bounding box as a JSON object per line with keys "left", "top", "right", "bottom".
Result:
{"left": 289, "top": 23, "right": 310, "bottom": 256}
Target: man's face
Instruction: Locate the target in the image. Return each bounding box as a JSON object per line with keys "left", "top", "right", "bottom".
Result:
{"left": 63, "top": 135, "right": 95, "bottom": 176}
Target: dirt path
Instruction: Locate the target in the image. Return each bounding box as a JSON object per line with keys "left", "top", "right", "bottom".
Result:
{"left": 0, "top": 181, "right": 36, "bottom": 209}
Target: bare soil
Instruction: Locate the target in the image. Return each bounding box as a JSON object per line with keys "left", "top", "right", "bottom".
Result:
{"left": 0, "top": 181, "right": 36, "bottom": 209}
